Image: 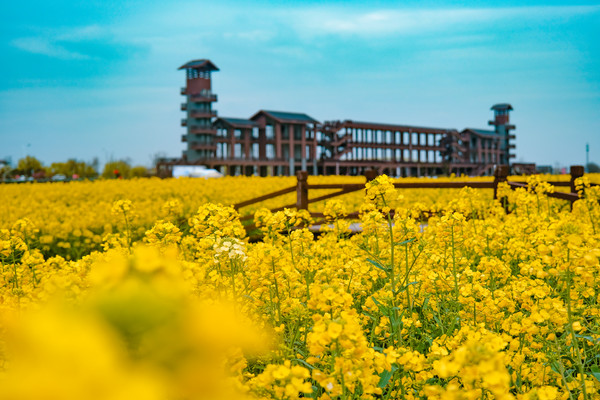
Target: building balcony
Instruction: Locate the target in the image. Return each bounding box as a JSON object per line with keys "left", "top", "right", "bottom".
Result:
{"left": 189, "top": 110, "right": 217, "bottom": 119}
{"left": 181, "top": 135, "right": 187, "bottom": 142}
{"left": 181, "top": 103, "right": 187, "bottom": 111}
{"left": 190, "top": 93, "right": 218, "bottom": 102}
{"left": 181, "top": 119, "right": 187, "bottom": 127}
{"left": 189, "top": 126, "right": 218, "bottom": 135}
{"left": 180, "top": 87, "right": 217, "bottom": 101}
{"left": 508, "top": 134, "right": 516, "bottom": 140}
{"left": 189, "top": 143, "right": 217, "bottom": 151}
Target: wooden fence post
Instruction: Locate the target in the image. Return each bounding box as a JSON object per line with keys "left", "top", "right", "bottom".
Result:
{"left": 364, "top": 169, "right": 378, "bottom": 183}
{"left": 296, "top": 171, "right": 309, "bottom": 210}
{"left": 493, "top": 165, "right": 509, "bottom": 200}
{"left": 569, "top": 165, "right": 584, "bottom": 194}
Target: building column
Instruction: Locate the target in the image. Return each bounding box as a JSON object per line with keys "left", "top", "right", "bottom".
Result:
{"left": 275, "top": 123, "right": 282, "bottom": 159}
{"left": 408, "top": 131, "right": 413, "bottom": 162}
{"left": 289, "top": 124, "right": 295, "bottom": 176}
{"left": 300, "top": 124, "right": 307, "bottom": 171}
{"left": 244, "top": 129, "right": 251, "bottom": 159}
{"left": 229, "top": 128, "right": 235, "bottom": 158}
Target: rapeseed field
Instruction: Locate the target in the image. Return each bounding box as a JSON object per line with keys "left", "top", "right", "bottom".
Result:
{"left": 1, "top": 174, "right": 600, "bottom": 399}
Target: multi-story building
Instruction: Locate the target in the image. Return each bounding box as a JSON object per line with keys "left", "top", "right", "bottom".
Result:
{"left": 164, "top": 58, "right": 517, "bottom": 177}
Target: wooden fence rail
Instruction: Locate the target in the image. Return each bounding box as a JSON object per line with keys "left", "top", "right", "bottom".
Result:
{"left": 233, "top": 165, "right": 591, "bottom": 234}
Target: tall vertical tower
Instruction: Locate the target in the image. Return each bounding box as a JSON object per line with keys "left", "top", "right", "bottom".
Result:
{"left": 179, "top": 59, "right": 219, "bottom": 162}
{"left": 489, "top": 103, "right": 516, "bottom": 165}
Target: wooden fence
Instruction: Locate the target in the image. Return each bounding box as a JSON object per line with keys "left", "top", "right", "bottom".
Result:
{"left": 234, "top": 165, "right": 590, "bottom": 234}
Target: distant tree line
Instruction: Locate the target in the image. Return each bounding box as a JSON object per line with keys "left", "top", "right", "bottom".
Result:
{"left": 0, "top": 156, "right": 150, "bottom": 182}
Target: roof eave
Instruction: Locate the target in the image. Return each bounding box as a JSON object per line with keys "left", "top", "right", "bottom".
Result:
{"left": 250, "top": 110, "right": 318, "bottom": 124}
{"left": 178, "top": 59, "right": 220, "bottom": 71}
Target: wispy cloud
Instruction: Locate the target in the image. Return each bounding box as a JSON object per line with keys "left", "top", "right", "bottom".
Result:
{"left": 11, "top": 37, "right": 90, "bottom": 60}
{"left": 55, "top": 24, "right": 107, "bottom": 41}
{"left": 288, "top": 5, "right": 600, "bottom": 37}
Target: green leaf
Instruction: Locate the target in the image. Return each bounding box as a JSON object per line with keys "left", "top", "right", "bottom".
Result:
{"left": 378, "top": 365, "right": 398, "bottom": 388}
{"left": 575, "top": 334, "right": 599, "bottom": 343}
{"left": 398, "top": 238, "right": 416, "bottom": 245}
{"left": 371, "top": 296, "right": 382, "bottom": 307}
{"left": 370, "top": 296, "right": 390, "bottom": 314}
{"left": 589, "top": 366, "right": 600, "bottom": 383}
{"left": 362, "top": 310, "right": 376, "bottom": 320}
{"left": 367, "top": 258, "right": 390, "bottom": 273}
{"left": 294, "top": 358, "right": 316, "bottom": 370}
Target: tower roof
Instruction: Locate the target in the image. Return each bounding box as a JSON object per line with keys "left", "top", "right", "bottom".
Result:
{"left": 491, "top": 103, "right": 513, "bottom": 111}
{"left": 178, "top": 59, "right": 219, "bottom": 71}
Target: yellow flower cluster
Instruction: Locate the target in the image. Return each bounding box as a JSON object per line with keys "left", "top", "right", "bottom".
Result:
{"left": 0, "top": 173, "right": 600, "bottom": 399}
{"left": 1, "top": 174, "right": 597, "bottom": 260}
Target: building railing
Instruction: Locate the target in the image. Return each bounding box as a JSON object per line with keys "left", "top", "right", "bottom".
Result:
{"left": 180, "top": 88, "right": 218, "bottom": 101}
{"left": 190, "top": 93, "right": 218, "bottom": 102}
{"left": 189, "top": 110, "right": 217, "bottom": 118}
{"left": 188, "top": 127, "right": 218, "bottom": 134}
{"left": 189, "top": 144, "right": 217, "bottom": 151}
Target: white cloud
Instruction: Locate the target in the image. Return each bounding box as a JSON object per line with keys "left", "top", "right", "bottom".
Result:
{"left": 11, "top": 24, "right": 117, "bottom": 60}
{"left": 56, "top": 24, "right": 107, "bottom": 41}
{"left": 288, "top": 5, "right": 600, "bottom": 37}
{"left": 11, "top": 37, "right": 90, "bottom": 60}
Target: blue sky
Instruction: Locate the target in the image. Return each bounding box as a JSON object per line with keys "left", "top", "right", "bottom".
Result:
{"left": 1, "top": 0, "right": 599, "bottom": 169}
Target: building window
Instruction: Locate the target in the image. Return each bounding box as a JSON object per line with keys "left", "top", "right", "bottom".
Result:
{"left": 266, "top": 144, "right": 275, "bottom": 159}
{"left": 294, "top": 125, "right": 302, "bottom": 141}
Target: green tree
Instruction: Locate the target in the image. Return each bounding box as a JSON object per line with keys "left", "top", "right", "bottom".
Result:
{"left": 16, "top": 156, "right": 43, "bottom": 177}
{"left": 102, "top": 160, "right": 132, "bottom": 179}
{"left": 0, "top": 165, "right": 11, "bottom": 182}
{"left": 587, "top": 162, "right": 600, "bottom": 173}
{"left": 130, "top": 166, "right": 148, "bottom": 178}
{"left": 50, "top": 159, "right": 98, "bottom": 179}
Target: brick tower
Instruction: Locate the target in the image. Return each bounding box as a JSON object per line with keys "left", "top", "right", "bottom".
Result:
{"left": 489, "top": 103, "right": 516, "bottom": 165}
{"left": 179, "top": 59, "right": 219, "bottom": 162}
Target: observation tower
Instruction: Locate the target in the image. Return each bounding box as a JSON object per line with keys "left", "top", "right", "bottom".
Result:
{"left": 179, "top": 59, "right": 219, "bottom": 162}
{"left": 489, "top": 103, "right": 516, "bottom": 165}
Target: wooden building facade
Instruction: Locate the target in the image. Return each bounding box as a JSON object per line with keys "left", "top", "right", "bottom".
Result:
{"left": 163, "top": 59, "right": 516, "bottom": 177}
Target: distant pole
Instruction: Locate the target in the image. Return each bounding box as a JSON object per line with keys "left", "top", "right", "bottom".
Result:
{"left": 586, "top": 143, "right": 590, "bottom": 172}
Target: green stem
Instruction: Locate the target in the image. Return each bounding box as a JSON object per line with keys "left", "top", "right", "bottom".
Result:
{"left": 565, "top": 260, "right": 589, "bottom": 400}
{"left": 451, "top": 224, "right": 458, "bottom": 302}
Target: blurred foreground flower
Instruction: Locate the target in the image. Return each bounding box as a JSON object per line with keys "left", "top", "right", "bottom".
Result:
{"left": 0, "top": 246, "right": 270, "bottom": 400}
